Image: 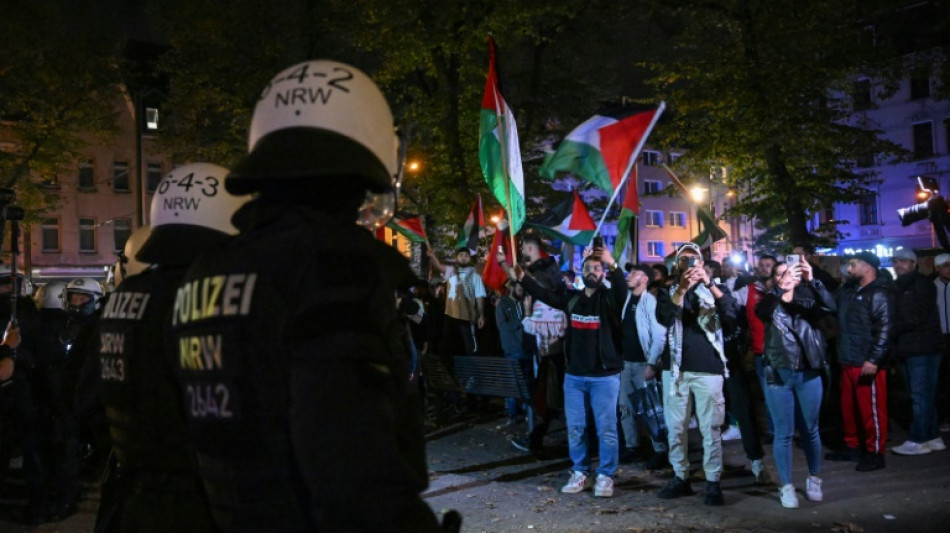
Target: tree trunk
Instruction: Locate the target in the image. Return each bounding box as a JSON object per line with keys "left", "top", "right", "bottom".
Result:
{"left": 765, "top": 145, "right": 810, "bottom": 244}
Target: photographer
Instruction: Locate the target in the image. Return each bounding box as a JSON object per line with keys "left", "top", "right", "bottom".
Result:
{"left": 756, "top": 260, "right": 835, "bottom": 508}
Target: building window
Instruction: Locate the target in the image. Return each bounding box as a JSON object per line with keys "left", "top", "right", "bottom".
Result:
{"left": 671, "top": 241, "right": 689, "bottom": 251}
{"left": 113, "top": 160, "right": 130, "bottom": 192}
{"left": 113, "top": 218, "right": 132, "bottom": 253}
{"left": 641, "top": 151, "right": 660, "bottom": 167}
{"left": 667, "top": 152, "right": 682, "bottom": 164}
{"left": 646, "top": 241, "right": 664, "bottom": 258}
{"left": 859, "top": 192, "right": 878, "bottom": 226}
{"left": 146, "top": 162, "right": 163, "bottom": 193}
{"left": 645, "top": 210, "right": 663, "bottom": 228}
{"left": 853, "top": 79, "right": 872, "bottom": 111}
{"left": 78, "top": 159, "right": 95, "bottom": 190}
{"left": 643, "top": 179, "right": 662, "bottom": 194}
{"left": 910, "top": 75, "right": 930, "bottom": 100}
{"left": 668, "top": 211, "right": 687, "bottom": 228}
{"left": 913, "top": 122, "right": 934, "bottom": 160}
{"left": 79, "top": 217, "right": 97, "bottom": 252}
{"left": 41, "top": 218, "right": 60, "bottom": 252}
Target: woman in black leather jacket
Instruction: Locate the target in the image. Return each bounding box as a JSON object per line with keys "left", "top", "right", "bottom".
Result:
{"left": 755, "top": 260, "right": 836, "bottom": 509}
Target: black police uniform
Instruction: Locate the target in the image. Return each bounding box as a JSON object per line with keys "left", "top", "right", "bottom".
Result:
{"left": 170, "top": 201, "right": 439, "bottom": 532}
{"left": 0, "top": 296, "right": 48, "bottom": 517}
{"left": 94, "top": 267, "right": 215, "bottom": 532}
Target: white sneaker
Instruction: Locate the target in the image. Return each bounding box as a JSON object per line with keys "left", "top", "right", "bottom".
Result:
{"left": 892, "top": 440, "right": 932, "bottom": 455}
{"left": 779, "top": 484, "right": 799, "bottom": 508}
{"left": 722, "top": 425, "right": 742, "bottom": 441}
{"left": 594, "top": 474, "right": 614, "bottom": 497}
{"left": 926, "top": 437, "right": 946, "bottom": 451}
{"left": 561, "top": 471, "right": 591, "bottom": 494}
{"left": 805, "top": 476, "right": 823, "bottom": 502}
{"left": 751, "top": 459, "right": 771, "bottom": 485}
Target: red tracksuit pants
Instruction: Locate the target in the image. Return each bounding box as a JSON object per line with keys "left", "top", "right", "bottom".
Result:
{"left": 840, "top": 365, "right": 888, "bottom": 455}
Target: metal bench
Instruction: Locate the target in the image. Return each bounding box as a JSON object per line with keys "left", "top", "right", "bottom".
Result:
{"left": 451, "top": 356, "right": 533, "bottom": 402}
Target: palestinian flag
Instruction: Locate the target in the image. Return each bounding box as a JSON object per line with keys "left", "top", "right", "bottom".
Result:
{"left": 479, "top": 35, "right": 526, "bottom": 233}
{"left": 387, "top": 216, "right": 427, "bottom": 243}
{"left": 540, "top": 104, "right": 665, "bottom": 195}
{"left": 524, "top": 190, "right": 596, "bottom": 245}
{"left": 457, "top": 195, "right": 484, "bottom": 252}
{"left": 662, "top": 164, "right": 727, "bottom": 249}
{"left": 482, "top": 218, "right": 515, "bottom": 292}
{"left": 613, "top": 165, "right": 639, "bottom": 261}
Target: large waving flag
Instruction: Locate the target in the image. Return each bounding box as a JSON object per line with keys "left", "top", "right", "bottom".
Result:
{"left": 540, "top": 105, "right": 665, "bottom": 195}
{"left": 482, "top": 218, "right": 515, "bottom": 292}
{"left": 662, "top": 164, "right": 727, "bottom": 250}
{"left": 613, "top": 165, "right": 639, "bottom": 260}
{"left": 524, "top": 190, "right": 596, "bottom": 245}
{"left": 387, "top": 215, "right": 427, "bottom": 243}
{"left": 457, "top": 195, "right": 484, "bottom": 252}
{"left": 479, "top": 35, "right": 526, "bottom": 234}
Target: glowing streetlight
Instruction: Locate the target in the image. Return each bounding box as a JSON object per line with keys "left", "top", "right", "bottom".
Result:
{"left": 689, "top": 186, "right": 708, "bottom": 204}
{"left": 490, "top": 214, "right": 501, "bottom": 225}
{"left": 407, "top": 160, "right": 421, "bottom": 172}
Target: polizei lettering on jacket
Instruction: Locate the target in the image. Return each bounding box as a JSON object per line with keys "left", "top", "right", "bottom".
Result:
{"left": 172, "top": 273, "right": 257, "bottom": 326}
{"left": 101, "top": 291, "right": 151, "bottom": 320}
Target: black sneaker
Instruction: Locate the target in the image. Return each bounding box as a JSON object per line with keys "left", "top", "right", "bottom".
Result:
{"left": 657, "top": 476, "right": 694, "bottom": 499}
{"left": 855, "top": 453, "right": 885, "bottom": 472}
{"left": 510, "top": 436, "right": 540, "bottom": 454}
{"left": 825, "top": 446, "right": 862, "bottom": 462}
{"left": 704, "top": 481, "right": 724, "bottom": 506}
{"left": 645, "top": 451, "right": 668, "bottom": 471}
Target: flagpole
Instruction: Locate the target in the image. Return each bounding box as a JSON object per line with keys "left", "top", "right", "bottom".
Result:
{"left": 488, "top": 34, "right": 518, "bottom": 256}
{"left": 592, "top": 102, "right": 666, "bottom": 240}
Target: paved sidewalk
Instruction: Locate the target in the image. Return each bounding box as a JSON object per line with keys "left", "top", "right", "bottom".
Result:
{"left": 422, "top": 413, "right": 950, "bottom": 533}
{"left": 3, "top": 413, "right": 949, "bottom": 532}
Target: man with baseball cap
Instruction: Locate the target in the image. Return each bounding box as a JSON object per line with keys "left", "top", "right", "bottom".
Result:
{"left": 828, "top": 251, "right": 895, "bottom": 471}
{"left": 890, "top": 247, "right": 945, "bottom": 455}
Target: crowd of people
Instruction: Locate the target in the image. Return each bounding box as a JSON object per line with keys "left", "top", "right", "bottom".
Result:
{"left": 419, "top": 238, "right": 949, "bottom": 509}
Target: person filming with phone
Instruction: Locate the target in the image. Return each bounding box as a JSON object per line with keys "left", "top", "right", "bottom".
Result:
{"left": 655, "top": 243, "right": 737, "bottom": 506}
{"left": 755, "top": 258, "right": 836, "bottom": 508}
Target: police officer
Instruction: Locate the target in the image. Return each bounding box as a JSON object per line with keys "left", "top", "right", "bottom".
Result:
{"left": 169, "top": 60, "right": 442, "bottom": 532}
{"left": 92, "top": 163, "right": 248, "bottom": 532}
{"left": 0, "top": 270, "right": 44, "bottom": 523}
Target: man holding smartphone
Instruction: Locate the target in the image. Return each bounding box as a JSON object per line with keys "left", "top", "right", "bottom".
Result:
{"left": 655, "top": 243, "right": 738, "bottom": 506}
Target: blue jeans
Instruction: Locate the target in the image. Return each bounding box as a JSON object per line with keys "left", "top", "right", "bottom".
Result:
{"left": 504, "top": 350, "right": 527, "bottom": 418}
{"left": 763, "top": 368, "right": 823, "bottom": 486}
{"left": 563, "top": 373, "right": 621, "bottom": 477}
{"left": 901, "top": 354, "right": 942, "bottom": 443}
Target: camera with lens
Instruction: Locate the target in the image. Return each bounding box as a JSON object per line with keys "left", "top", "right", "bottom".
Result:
{"left": 897, "top": 176, "right": 942, "bottom": 226}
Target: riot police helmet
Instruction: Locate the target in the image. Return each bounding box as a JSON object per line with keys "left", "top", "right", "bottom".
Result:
{"left": 63, "top": 277, "right": 103, "bottom": 316}
{"left": 34, "top": 281, "right": 66, "bottom": 310}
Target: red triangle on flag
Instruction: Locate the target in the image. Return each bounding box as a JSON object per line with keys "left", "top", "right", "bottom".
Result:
{"left": 599, "top": 109, "right": 658, "bottom": 191}
{"left": 568, "top": 190, "right": 596, "bottom": 231}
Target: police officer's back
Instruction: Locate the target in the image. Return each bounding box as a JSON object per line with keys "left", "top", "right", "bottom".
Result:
{"left": 169, "top": 61, "right": 441, "bottom": 532}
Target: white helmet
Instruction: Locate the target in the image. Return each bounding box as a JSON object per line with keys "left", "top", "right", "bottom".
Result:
{"left": 115, "top": 225, "right": 152, "bottom": 287}
{"left": 34, "top": 281, "right": 66, "bottom": 310}
{"left": 64, "top": 277, "right": 104, "bottom": 316}
{"left": 136, "top": 163, "right": 250, "bottom": 265}
{"left": 227, "top": 60, "right": 399, "bottom": 197}
{"left": 0, "top": 268, "right": 32, "bottom": 298}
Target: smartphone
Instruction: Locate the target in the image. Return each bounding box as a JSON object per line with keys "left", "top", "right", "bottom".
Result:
{"left": 592, "top": 236, "right": 604, "bottom": 248}
{"left": 685, "top": 257, "right": 698, "bottom": 268}
{"left": 786, "top": 254, "right": 800, "bottom": 266}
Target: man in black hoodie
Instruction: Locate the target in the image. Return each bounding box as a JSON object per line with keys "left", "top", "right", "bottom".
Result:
{"left": 499, "top": 243, "right": 626, "bottom": 498}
